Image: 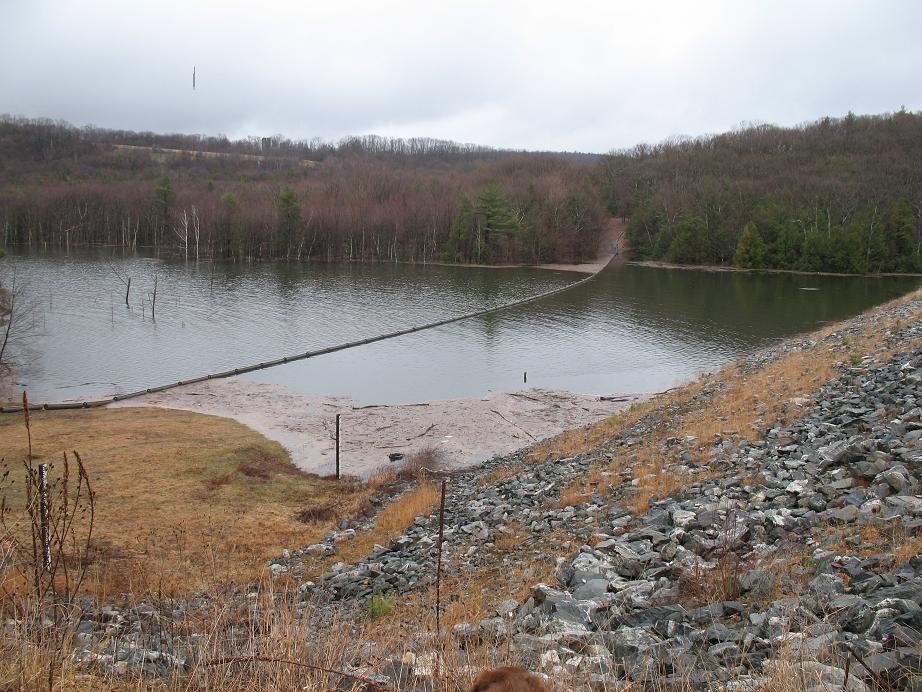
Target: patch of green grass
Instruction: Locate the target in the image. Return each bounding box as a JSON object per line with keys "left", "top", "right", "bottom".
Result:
{"left": 368, "top": 593, "right": 395, "bottom": 618}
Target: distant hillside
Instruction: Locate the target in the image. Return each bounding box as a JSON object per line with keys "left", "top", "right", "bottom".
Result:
{"left": 4, "top": 112, "right": 921, "bottom": 273}
{"left": 602, "top": 110, "right": 922, "bottom": 273}
{"left": 0, "top": 115, "right": 603, "bottom": 264}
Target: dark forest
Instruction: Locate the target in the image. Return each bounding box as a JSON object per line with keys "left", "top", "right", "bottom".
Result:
{"left": 0, "top": 116, "right": 604, "bottom": 265}
{"left": 602, "top": 110, "right": 922, "bottom": 273}
{"left": 2, "top": 110, "right": 921, "bottom": 272}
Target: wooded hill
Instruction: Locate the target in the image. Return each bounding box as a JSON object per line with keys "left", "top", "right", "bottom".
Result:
{"left": 2, "top": 110, "right": 922, "bottom": 273}
{"left": 601, "top": 110, "right": 922, "bottom": 273}
{"left": 0, "top": 116, "right": 604, "bottom": 264}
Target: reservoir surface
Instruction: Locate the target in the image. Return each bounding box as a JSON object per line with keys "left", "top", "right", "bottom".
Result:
{"left": 4, "top": 249, "right": 919, "bottom": 404}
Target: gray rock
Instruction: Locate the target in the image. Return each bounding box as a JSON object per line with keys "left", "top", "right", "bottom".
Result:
{"left": 825, "top": 505, "right": 860, "bottom": 522}
{"left": 739, "top": 569, "right": 778, "bottom": 599}
{"left": 809, "top": 574, "right": 844, "bottom": 598}
{"left": 495, "top": 598, "right": 519, "bottom": 619}
{"left": 671, "top": 509, "right": 696, "bottom": 528}
{"left": 572, "top": 578, "right": 609, "bottom": 601}
{"left": 603, "top": 626, "right": 661, "bottom": 660}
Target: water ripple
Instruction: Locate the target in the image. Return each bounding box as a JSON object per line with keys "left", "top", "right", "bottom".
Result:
{"left": 4, "top": 249, "right": 919, "bottom": 404}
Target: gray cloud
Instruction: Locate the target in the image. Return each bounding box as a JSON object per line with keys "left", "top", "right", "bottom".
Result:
{"left": 2, "top": 0, "right": 920, "bottom": 152}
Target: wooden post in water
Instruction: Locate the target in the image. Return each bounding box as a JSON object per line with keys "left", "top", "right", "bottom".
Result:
{"left": 125, "top": 277, "right": 131, "bottom": 307}
{"left": 38, "top": 464, "right": 51, "bottom": 572}
{"left": 335, "top": 414, "right": 341, "bottom": 480}
{"left": 524, "top": 371, "right": 527, "bottom": 383}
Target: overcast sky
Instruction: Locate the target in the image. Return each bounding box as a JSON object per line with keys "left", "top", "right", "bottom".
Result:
{"left": 2, "top": 1, "right": 920, "bottom": 153}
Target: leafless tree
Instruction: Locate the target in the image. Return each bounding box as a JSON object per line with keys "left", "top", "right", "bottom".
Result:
{"left": 0, "top": 272, "right": 39, "bottom": 373}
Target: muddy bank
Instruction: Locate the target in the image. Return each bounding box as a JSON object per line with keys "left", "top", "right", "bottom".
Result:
{"left": 108, "top": 380, "right": 645, "bottom": 478}
{"left": 631, "top": 259, "right": 922, "bottom": 278}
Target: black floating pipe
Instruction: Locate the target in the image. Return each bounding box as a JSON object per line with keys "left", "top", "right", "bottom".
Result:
{"left": 2, "top": 257, "right": 613, "bottom": 414}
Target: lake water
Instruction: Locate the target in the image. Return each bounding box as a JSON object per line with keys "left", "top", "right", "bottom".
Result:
{"left": 4, "top": 249, "right": 919, "bottom": 404}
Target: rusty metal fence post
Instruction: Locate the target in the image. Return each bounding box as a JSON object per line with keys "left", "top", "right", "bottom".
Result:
{"left": 435, "top": 478, "right": 447, "bottom": 636}
{"left": 38, "top": 463, "right": 51, "bottom": 572}
{"left": 335, "top": 414, "right": 341, "bottom": 479}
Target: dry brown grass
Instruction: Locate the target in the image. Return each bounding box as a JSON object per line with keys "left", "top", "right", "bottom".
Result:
{"left": 493, "top": 522, "right": 531, "bottom": 552}
{"left": 0, "top": 633, "right": 113, "bottom": 691}
{"left": 478, "top": 466, "right": 521, "bottom": 486}
{"left": 376, "top": 483, "right": 441, "bottom": 534}
{"left": 553, "top": 456, "right": 620, "bottom": 514}
{"left": 391, "top": 547, "right": 562, "bottom": 631}
{"left": 629, "top": 454, "right": 680, "bottom": 514}
{"left": 396, "top": 445, "right": 446, "bottom": 482}
{"left": 347, "top": 526, "right": 569, "bottom": 651}
{"left": 336, "top": 482, "right": 442, "bottom": 564}
{"left": 527, "top": 399, "right": 659, "bottom": 463}
{"left": 0, "top": 582, "right": 878, "bottom": 692}
{"left": 554, "top": 486, "right": 591, "bottom": 508}
{"left": 677, "top": 555, "right": 744, "bottom": 606}
{"left": 1, "top": 579, "right": 538, "bottom": 691}
{"left": 0, "top": 407, "right": 376, "bottom": 597}
{"left": 894, "top": 534, "right": 922, "bottom": 565}
{"left": 823, "top": 522, "right": 922, "bottom": 566}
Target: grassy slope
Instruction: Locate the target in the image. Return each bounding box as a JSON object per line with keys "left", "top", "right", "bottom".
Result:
{"left": 0, "top": 407, "right": 352, "bottom": 595}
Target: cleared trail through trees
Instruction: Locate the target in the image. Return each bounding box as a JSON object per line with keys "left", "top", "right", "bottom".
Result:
{"left": 2, "top": 252, "right": 619, "bottom": 414}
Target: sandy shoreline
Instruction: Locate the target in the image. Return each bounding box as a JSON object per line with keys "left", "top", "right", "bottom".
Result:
{"left": 109, "top": 379, "right": 646, "bottom": 478}
{"left": 415, "top": 256, "right": 616, "bottom": 275}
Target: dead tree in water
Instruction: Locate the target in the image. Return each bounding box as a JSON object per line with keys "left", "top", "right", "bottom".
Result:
{"left": 105, "top": 261, "right": 132, "bottom": 307}
{"left": 0, "top": 286, "right": 15, "bottom": 367}
{"left": 192, "top": 206, "right": 201, "bottom": 261}
{"left": 174, "top": 209, "right": 190, "bottom": 260}
{"left": 148, "top": 274, "right": 158, "bottom": 320}
{"left": 0, "top": 274, "right": 38, "bottom": 370}
{"left": 173, "top": 206, "right": 202, "bottom": 261}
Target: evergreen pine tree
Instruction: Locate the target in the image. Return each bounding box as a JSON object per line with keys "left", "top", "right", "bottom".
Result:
{"left": 733, "top": 222, "right": 767, "bottom": 268}
{"left": 473, "top": 184, "right": 520, "bottom": 263}
{"left": 276, "top": 187, "right": 301, "bottom": 257}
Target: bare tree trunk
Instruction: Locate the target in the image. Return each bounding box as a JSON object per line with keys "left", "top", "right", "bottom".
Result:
{"left": 150, "top": 275, "right": 158, "bottom": 320}
{"left": 174, "top": 209, "right": 190, "bottom": 260}
{"left": 0, "top": 290, "right": 14, "bottom": 366}
{"left": 192, "top": 205, "right": 201, "bottom": 262}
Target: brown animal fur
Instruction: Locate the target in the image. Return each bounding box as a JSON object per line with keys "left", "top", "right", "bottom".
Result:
{"left": 469, "top": 666, "right": 549, "bottom": 691}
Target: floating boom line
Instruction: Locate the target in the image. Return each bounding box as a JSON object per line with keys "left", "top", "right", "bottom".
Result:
{"left": 2, "top": 259, "right": 613, "bottom": 413}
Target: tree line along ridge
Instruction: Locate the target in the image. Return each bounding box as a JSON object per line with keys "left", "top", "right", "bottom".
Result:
{"left": 1, "top": 110, "right": 920, "bottom": 273}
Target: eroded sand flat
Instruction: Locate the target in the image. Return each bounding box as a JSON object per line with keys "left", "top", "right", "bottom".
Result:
{"left": 109, "top": 379, "right": 645, "bottom": 478}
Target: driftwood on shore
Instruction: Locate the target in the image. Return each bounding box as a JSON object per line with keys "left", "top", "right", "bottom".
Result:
{"left": 110, "top": 381, "right": 645, "bottom": 478}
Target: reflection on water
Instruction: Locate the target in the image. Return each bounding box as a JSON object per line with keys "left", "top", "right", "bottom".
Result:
{"left": 4, "top": 248, "right": 919, "bottom": 404}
